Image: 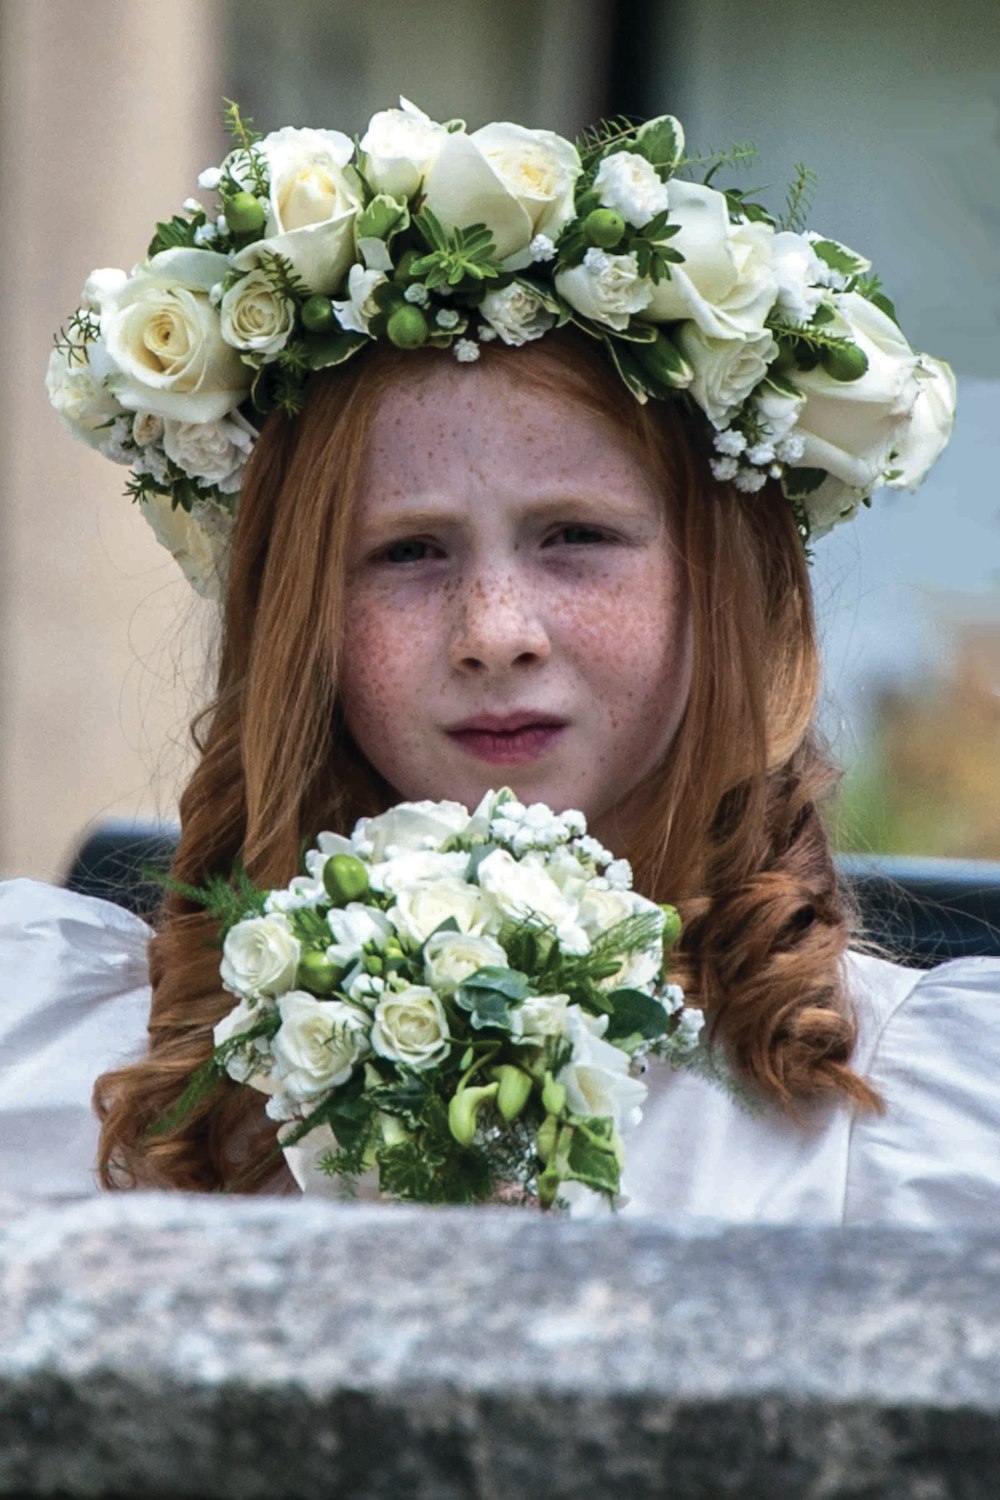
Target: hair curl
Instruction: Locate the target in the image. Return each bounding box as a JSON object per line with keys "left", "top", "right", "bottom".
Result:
{"left": 95, "top": 331, "right": 878, "bottom": 1191}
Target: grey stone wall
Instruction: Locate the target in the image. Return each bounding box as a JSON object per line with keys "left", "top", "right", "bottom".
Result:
{"left": 2, "top": 1194, "right": 999, "bottom": 1498}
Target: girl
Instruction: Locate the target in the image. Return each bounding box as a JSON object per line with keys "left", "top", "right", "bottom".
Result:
{"left": 3, "top": 103, "right": 997, "bottom": 1219}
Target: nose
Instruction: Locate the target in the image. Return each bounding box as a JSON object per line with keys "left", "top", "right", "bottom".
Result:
{"left": 449, "top": 566, "right": 551, "bottom": 675}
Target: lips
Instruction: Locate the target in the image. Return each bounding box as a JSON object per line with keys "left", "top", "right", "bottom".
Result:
{"left": 446, "top": 711, "right": 568, "bottom": 766}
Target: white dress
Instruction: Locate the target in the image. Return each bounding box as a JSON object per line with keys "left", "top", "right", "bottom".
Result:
{"left": 2, "top": 876, "right": 999, "bottom": 1225}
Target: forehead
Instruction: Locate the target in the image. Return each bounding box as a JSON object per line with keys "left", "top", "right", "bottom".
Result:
{"left": 359, "top": 358, "right": 659, "bottom": 502}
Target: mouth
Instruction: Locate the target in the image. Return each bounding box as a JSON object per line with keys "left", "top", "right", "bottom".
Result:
{"left": 445, "top": 712, "right": 568, "bottom": 766}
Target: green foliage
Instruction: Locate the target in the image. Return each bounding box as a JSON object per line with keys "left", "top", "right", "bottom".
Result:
{"left": 147, "top": 212, "right": 204, "bottom": 259}
{"left": 781, "top": 162, "right": 818, "bottom": 233}
{"left": 674, "top": 141, "right": 757, "bottom": 185}
{"left": 781, "top": 466, "right": 827, "bottom": 498}
{"left": 257, "top": 251, "right": 310, "bottom": 303}
{"left": 52, "top": 310, "right": 100, "bottom": 365}
{"left": 221, "top": 98, "right": 269, "bottom": 198}
{"left": 411, "top": 208, "right": 501, "bottom": 288}
{"left": 454, "top": 966, "right": 529, "bottom": 1031}
{"left": 633, "top": 114, "right": 684, "bottom": 174}
{"left": 154, "top": 859, "right": 267, "bottom": 935}
{"left": 575, "top": 114, "right": 641, "bottom": 170}
{"left": 603, "top": 988, "right": 673, "bottom": 1049}
{"left": 377, "top": 1132, "right": 494, "bottom": 1205}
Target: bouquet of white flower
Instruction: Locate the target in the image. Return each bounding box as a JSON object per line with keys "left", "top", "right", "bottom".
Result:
{"left": 161, "top": 789, "right": 710, "bottom": 1210}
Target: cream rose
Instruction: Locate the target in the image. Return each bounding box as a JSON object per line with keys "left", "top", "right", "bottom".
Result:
{"left": 422, "top": 122, "right": 581, "bottom": 269}
{"left": 515, "top": 991, "right": 570, "bottom": 1045}
{"left": 554, "top": 248, "right": 653, "bottom": 331}
{"left": 161, "top": 410, "right": 256, "bottom": 492}
{"left": 479, "top": 283, "right": 555, "bottom": 346}
{"left": 390, "top": 878, "right": 493, "bottom": 946}
{"left": 476, "top": 849, "right": 589, "bottom": 954}
{"left": 644, "top": 181, "right": 778, "bottom": 340}
{"left": 791, "top": 292, "right": 932, "bottom": 494}
{"left": 233, "top": 126, "right": 362, "bottom": 295}
{"left": 45, "top": 335, "right": 126, "bottom": 450}
{"left": 370, "top": 985, "right": 451, "bottom": 1070}
{"left": 594, "top": 151, "right": 671, "bottom": 228}
{"left": 220, "top": 914, "right": 301, "bottom": 997}
{"left": 272, "top": 992, "right": 371, "bottom": 1099}
{"left": 677, "top": 323, "right": 777, "bottom": 428}
{"left": 361, "top": 98, "right": 449, "bottom": 200}
{"left": 101, "top": 248, "right": 250, "bottom": 423}
{"left": 352, "top": 800, "right": 471, "bottom": 860}
{"left": 139, "top": 492, "right": 233, "bottom": 600}
{"left": 220, "top": 269, "right": 295, "bottom": 357}
{"left": 422, "top": 930, "right": 508, "bottom": 995}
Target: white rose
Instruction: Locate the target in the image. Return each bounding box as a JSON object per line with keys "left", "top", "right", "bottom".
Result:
{"left": 331, "top": 264, "right": 387, "bottom": 335}
{"left": 233, "top": 126, "right": 362, "bottom": 295}
{"left": 423, "top": 930, "right": 508, "bottom": 994}
{"left": 139, "top": 492, "right": 232, "bottom": 600}
{"left": 554, "top": 247, "right": 653, "bottom": 332}
{"left": 371, "top": 850, "right": 470, "bottom": 893}
{"left": 272, "top": 992, "right": 371, "bottom": 1099}
{"left": 45, "top": 334, "right": 126, "bottom": 450}
{"left": 161, "top": 410, "right": 257, "bottom": 492}
{"left": 422, "top": 122, "right": 581, "bottom": 269}
{"left": 644, "top": 181, "right": 778, "bottom": 340}
{"left": 577, "top": 886, "right": 664, "bottom": 990}
{"left": 100, "top": 248, "right": 250, "bottom": 423}
{"left": 770, "top": 231, "right": 826, "bottom": 325}
{"left": 475, "top": 848, "right": 589, "bottom": 954}
{"left": 370, "top": 985, "right": 451, "bottom": 1070}
{"left": 326, "top": 902, "right": 394, "bottom": 969}
{"left": 213, "top": 996, "right": 270, "bottom": 1084}
{"left": 677, "top": 323, "right": 777, "bottom": 428}
{"left": 220, "top": 268, "right": 295, "bottom": 357}
{"left": 479, "top": 283, "right": 555, "bottom": 346}
{"left": 594, "top": 151, "right": 670, "bottom": 228}
{"left": 361, "top": 98, "right": 449, "bottom": 200}
{"left": 557, "top": 1007, "right": 648, "bottom": 1132}
{"left": 352, "top": 800, "right": 471, "bottom": 860}
{"left": 515, "top": 991, "right": 570, "bottom": 1045}
{"left": 391, "top": 877, "right": 493, "bottom": 946}
{"left": 885, "top": 355, "right": 956, "bottom": 491}
{"left": 791, "top": 292, "right": 932, "bottom": 494}
{"left": 220, "top": 913, "right": 301, "bottom": 998}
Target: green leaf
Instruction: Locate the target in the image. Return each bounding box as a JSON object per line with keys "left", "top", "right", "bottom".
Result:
{"left": 561, "top": 1116, "right": 620, "bottom": 1196}
{"left": 461, "top": 966, "right": 531, "bottom": 1000}
{"left": 356, "top": 194, "right": 410, "bottom": 243}
{"left": 453, "top": 973, "right": 522, "bottom": 1031}
{"left": 144, "top": 1055, "right": 224, "bottom": 1138}
{"left": 811, "top": 237, "right": 867, "bottom": 276}
{"left": 369, "top": 1073, "right": 434, "bottom": 1130}
{"left": 604, "top": 988, "right": 672, "bottom": 1047}
{"left": 634, "top": 114, "right": 684, "bottom": 174}
{"left": 782, "top": 466, "right": 827, "bottom": 497}
{"left": 300, "top": 329, "right": 369, "bottom": 371}
{"left": 147, "top": 214, "right": 202, "bottom": 258}
{"left": 601, "top": 337, "right": 655, "bottom": 403}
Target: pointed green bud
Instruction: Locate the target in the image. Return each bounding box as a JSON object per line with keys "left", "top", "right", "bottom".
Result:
{"left": 296, "top": 950, "right": 341, "bottom": 996}
{"left": 541, "top": 1072, "right": 566, "bottom": 1117}
{"left": 323, "top": 853, "right": 369, "bottom": 905}
{"left": 535, "top": 1112, "right": 558, "bottom": 1163}
{"left": 386, "top": 304, "right": 429, "bottom": 349}
{"left": 491, "top": 1065, "right": 533, "bottom": 1122}
{"left": 819, "top": 341, "right": 869, "bottom": 382}
{"left": 224, "top": 191, "right": 265, "bottom": 236}
{"left": 584, "top": 207, "right": 626, "bottom": 248}
{"left": 537, "top": 1165, "right": 561, "bottom": 1209}
{"left": 447, "top": 1082, "right": 499, "bottom": 1147}
{"left": 660, "top": 904, "right": 682, "bottom": 950}
{"left": 632, "top": 332, "right": 694, "bottom": 389}
{"left": 301, "top": 295, "right": 336, "bottom": 333}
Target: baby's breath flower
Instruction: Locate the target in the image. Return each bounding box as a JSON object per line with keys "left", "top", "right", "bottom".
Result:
{"left": 435, "top": 307, "right": 460, "bottom": 329}
{"left": 529, "top": 233, "right": 556, "bottom": 262}
{"left": 453, "top": 338, "right": 480, "bottom": 363}
{"left": 194, "top": 223, "right": 220, "bottom": 248}
{"left": 403, "top": 283, "right": 429, "bottom": 306}
{"left": 478, "top": 325, "right": 498, "bottom": 342}
{"left": 710, "top": 455, "right": 739, "bottom": 482}
{"left": 198, "top": 166, "right": 222, "bottom": 190}
{"left": 713, "top": 428, "right": 747, "bottom": 457}
{"left": 775, "top": 433, "right": 806, "bottom": 464}
{"left": 746, "top": 441, "right": 775, "bottom": 466}
{"left": 733, "top": 467, "right": 768, "bottom": 493}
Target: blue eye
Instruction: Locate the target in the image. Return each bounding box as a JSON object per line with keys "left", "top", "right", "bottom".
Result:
{"left": 550, "top": 525, "right": 606, "bottom": 546}
{"left": 384, "top": 539, "right": 434, "bottom": 564}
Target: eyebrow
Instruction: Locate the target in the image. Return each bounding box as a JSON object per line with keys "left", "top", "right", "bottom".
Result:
{"left": 355, "top": 493, "right": 656, "bottom": 537}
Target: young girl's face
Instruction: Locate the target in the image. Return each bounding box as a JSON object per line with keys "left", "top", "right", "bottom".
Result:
{"left": 338, "top": 359, "right": 692, "bottom": 844}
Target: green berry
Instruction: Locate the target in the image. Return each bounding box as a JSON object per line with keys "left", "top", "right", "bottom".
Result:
{"left": 492, "top": 1065, "right": 533, "bottom": 1122}
{"left": 323, "top": 853, "right": 369, "bottom": 906}
{"left": 386, "top": 304, "right": 429, "bottom": 349}
{"left": 224, "top": 191, "right": 265, "bottom": 236}
{"left": 301, "top": 295, "right": 336, "bottom": 333}
{"left": 820, "top": 341, "right": 869, "bottom": 382}
{"left": 297, "top": 951, "right": 341, "bottom": 996}
{"left": 584, "top": 207, "right": 626, "bottom": 249}
{"left": 660, "top": 903, "right": 683, "bottom": 951}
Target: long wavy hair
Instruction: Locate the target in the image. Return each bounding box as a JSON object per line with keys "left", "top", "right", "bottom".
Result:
{"left": 95, "top": 330, "right": 880, "bottom": 1191}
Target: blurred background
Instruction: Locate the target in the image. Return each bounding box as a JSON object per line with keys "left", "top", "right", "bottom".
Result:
{"left": 1, "top": 0, "right": 997, "bottom": 882}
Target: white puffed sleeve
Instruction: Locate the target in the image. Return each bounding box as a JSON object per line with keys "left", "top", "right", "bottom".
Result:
{"left": 844, "top": 955, "right": 1000, "bottom": 1227}
{"left": 0, "top": 878, "right": 152, "bottom": 1199}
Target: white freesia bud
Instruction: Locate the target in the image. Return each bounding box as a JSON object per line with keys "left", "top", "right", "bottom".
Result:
{"left": 594, "top": 151, "right": 670, "bottom": 228}
{"left": 220, "top": 913, "right": 301, "bottom": 998}
{"left": 370, "top": 985, "right": 451, "bottom": 1070}
{"left": 220, "top": 268, "right": 296, "bottom": 356}
{"left": 479, "top": 283, "right": 555, "bottom": 346}
{"left": 423, "top": 930, "right": 508, "bottom": 995}
{"left": 161, "top": 409, "right": 257, "bottom": 492}
{"left": 677, "top": 323, "right": 777, "bottom": 429}
{"left": 644, "top": 181, "right": 778, "bottom": 340}
{"left": 100, "top": 248, "right": 250, "bottom": 424}
{"left": 554, "top": 248, "right": 653, "bottom": 332}
{"left": 272, "top": 992, "right": 371, "bottom": 1099}
{"left": 557, "top": 1006, "right": 648, "bottom": 1132}
{"left": 422, "top": 122, "right": 581, "bottom": 269}
{"left": 213, "top": 996, "right": 269, "bottom": 1084}
{"left": 361, "top": 98, "right": 449, "bottom": 199}
{"left": 326, "top": 903, "right": 394, "bottom": 969}
{"left": 331, "top": 264, "right": 387, "bottom": 335}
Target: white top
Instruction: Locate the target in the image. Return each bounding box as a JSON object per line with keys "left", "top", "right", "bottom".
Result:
{"left": 2, "top": 876, "right": 999, "bottom": 1225}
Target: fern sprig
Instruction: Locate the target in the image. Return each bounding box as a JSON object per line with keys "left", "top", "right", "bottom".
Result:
{"left": 781, "top": 161, "right": 818, "bottom": 233}
{"left": 222, "top": 98, "right": 269, "bottom": 198}
{"left": 575, "top": 114, "right": 641, "bottom": 168}
{"left": 53, "top": 310, "right": 100, "bottom": 365}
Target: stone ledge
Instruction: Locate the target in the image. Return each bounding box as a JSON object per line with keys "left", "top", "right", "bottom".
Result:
{"left": 2, "top": 1194, "right": 999, "bottom": 1498}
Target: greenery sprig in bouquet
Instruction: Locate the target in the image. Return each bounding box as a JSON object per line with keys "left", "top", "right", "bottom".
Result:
{"left": 161, "top": 789, "right": 713, "bottom": 1211}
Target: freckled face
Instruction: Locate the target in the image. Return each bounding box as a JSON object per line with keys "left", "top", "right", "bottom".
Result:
{"left": 337, "top": 359, "right": 692, "bottom": 845}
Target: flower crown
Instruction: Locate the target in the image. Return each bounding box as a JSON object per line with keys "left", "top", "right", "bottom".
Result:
{"left": 47, "top": 99, "right": 955, "bottom": 598}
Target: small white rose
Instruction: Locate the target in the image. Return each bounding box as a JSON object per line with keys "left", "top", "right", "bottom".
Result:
{"left": 272, "top": 992, "right": 371, "bottom": 1099}
{"left": 352, "top": 800, "right": 471, "bottom": 861}
{"left": 220, "top": 914, "right": 301, "bottom": 998}
{"left": 422, "top": 122, "right": 581, "bottom": 269}
{"left": 479, "top": 283, "right": 555, "bottom": 346}
{"left": 220, "top": 268, "right": 296, "bottom": 357}
{"left": 423, "top": 930, "right": 508, "bottom": 995}
{"left": 594, "top": 151, "right": 670, "bottom": 228}
{"left": 361, "top": 98, "right": 449, "bottom": 200}
{"left": 370, "top": 985, "right": 451, "bottom": 1070}
{"left": 677, "top": 323, "right": 777, "bottom": 429}
{"left": 515, "top": 991, "right": 570, "bottom": 1046}
{"left": 391, "top": 877, "right": 493, "bottom": 946}
{"left": 554, "top": 247, "right": 653, "bottom": 332}
{"left": 371, "top": 850, "right": 469, "bottom": 893}
{"left": 101, "top": 248, "right": 250, "bottom": 424}
{"left": 233, "top": 126, "right": 362, "bottom": 295}
{"left": 476, "top": 848, "right": 589, "bottom": 954}
{"left": 644, "top": 181, "right": 778, "bottom": 340}
{"left": 326, "top": 903, "right": 394, "bottom": 969}
{"left": 332, "top": 263, "right": 387, "bottom": 335}
{"left": 45, "top": 334, "right": 126, "bottom": 450}
{"left": 161, "top": 409, "right": 257, "bottom": 492}
{"left": 139, "top": 492, "right": 233, "bottom": 600}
